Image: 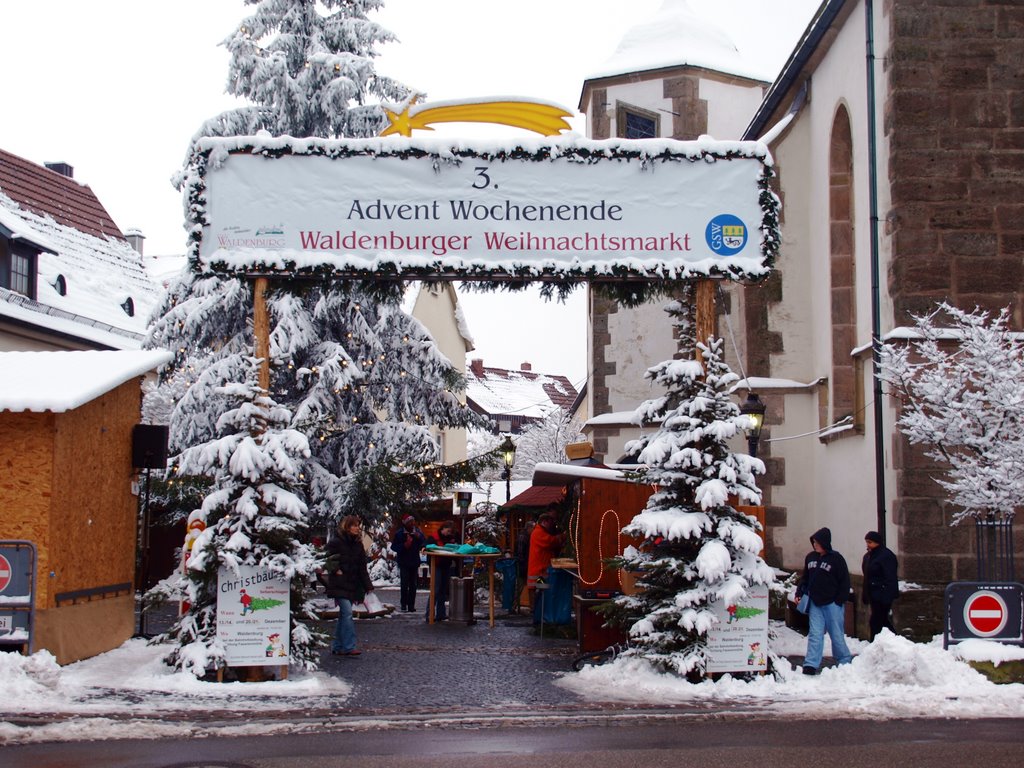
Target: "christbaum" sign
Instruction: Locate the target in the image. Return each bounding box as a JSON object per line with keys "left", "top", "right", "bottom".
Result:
{"left": 193, "top": 135, "right": 778, "bottom": 283}
{"left": 216, "top": 564, "right": 290, "bottom": 667}
{"left": 706, "top": 585, "right": 770, "bottom": 674}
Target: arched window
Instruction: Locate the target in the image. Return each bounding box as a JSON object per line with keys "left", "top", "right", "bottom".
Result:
{"left": 829, "top": 105, "right": 858, "bottom": 427}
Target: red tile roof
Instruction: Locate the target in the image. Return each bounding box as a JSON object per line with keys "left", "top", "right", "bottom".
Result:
{"left": 501, "top": 484, "right": 565, "bottom": 510}
{"left": 0, "top": 148, "right": 124, "bottom": 241}
{"left": 466, "top": 360, "right": 579, "bottom": 419}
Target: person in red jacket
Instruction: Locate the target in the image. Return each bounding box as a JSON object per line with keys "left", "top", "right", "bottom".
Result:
{"left": 527, "top": 511, "right": 567, "bottom": 622}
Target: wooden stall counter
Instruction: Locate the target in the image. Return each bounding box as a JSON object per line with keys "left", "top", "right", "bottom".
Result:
{"left": 424, "top": 550, "right": 503, "bottom": 627}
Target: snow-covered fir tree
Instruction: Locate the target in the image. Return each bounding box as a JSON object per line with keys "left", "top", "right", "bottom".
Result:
{"left": 145, "top": 0, "right": 497, "bottom": 671}
{"left": 195, "top": 0, "right": 410, "bottom": 142}
{"left": 879, "top": 302, "right": 1024, "bottom": 523}
{"left": 147, "top": 277, "right": 492, "bottom": 529}
{"left": 160, "top": 366, "right": 322, "bottom": 674}
{"left": 466, "top": 500, "right": 505, "bottom": 547}
{"left": 600, "top": 299, "right": 773, "bottom": 677}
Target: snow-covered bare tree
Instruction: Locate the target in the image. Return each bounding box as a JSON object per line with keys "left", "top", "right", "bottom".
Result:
{"left": 512, "top": 408, "right": 585, "bottom": 474}
{"left": 879, "top": 302, "right": 1024, "bottom": 523}
{"left": 599, "top": 300, "right": 773, "bottom": 677}
{"left": 159, "top": 367, "right": 323, "bottom": 674}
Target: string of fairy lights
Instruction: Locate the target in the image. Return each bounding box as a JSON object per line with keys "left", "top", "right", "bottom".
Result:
{"left": 570, "top": 502, "right": 624, "bottom": 588}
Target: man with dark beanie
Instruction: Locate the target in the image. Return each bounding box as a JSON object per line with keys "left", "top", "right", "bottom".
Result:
{"left": 796, "top": 527, "right": 853, "bottom": 674}
{"left": 862, "top": 530, "right": 899, "bottom": 640}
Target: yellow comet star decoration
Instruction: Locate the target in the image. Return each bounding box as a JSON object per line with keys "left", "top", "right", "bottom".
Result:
{"left": 380, "top": 98, "right": 573, "bottom": 137}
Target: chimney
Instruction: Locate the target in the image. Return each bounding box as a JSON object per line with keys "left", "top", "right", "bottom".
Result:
{"left": 44, "top": 162, "right": 74, "bottom": 178}
{"left": 125, "top": 228, "right": 145, "bottom": 256}
{"left": 470, "top": 359, "right": 484, "bottom": 376}
{"left": 520, "top": 362, "right": 532, "bottom": 372}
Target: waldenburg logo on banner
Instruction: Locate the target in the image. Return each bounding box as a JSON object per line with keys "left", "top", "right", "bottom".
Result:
{"left": 705, "top": 214, "right": 748, "bottom": 256}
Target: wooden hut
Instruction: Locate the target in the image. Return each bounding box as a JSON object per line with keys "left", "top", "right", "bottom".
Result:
{"left": 532, "top": 459, "right": 765, "bottom": 653}
{"left": 0, "top": 349, "right": 171, "bottom": 663}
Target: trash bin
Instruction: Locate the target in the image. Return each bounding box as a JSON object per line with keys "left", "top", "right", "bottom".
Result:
{"left": 449, "top": 576, "right": 476, "bottom": 624}
{"left": 495, "top": 558, "right": 518, "bottom": 611}
{"left": 542, "top": 566, "right": 573, "bottom": 625}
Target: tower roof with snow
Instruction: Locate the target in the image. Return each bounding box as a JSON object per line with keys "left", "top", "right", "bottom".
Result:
{"left": 585, "top": 0, "right": 767, "bottom": 83}
{"left": 0, "top": 148, "right": 162, "bottom": 350}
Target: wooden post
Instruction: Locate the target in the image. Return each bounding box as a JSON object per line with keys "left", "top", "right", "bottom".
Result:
{"left": 427, "top": 555, "right": 437, "bottom": 625}
{"left": 253, "top": 277, "right": 271, "bottom": 393}
{"left": 695, "top": 278, "right": 716, "bottom": 350}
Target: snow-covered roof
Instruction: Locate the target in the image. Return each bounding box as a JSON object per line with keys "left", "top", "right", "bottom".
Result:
{"left": 466, "top": 361, "right": 578, "bottom": 420}
{"left": 531, "top": 461, "right": 634, "bottom": 487}
{"left": 0, "top": 149, "right": 163, "bottom": 350}
{"left": 0, "top": 349, "right": 173, "bottom": 413}
{"left": 586, "top": 0, "right": 770, "bottom": 83}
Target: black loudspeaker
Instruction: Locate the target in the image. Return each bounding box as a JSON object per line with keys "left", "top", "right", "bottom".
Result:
{"left": 132, "top": 424, "right": 169, "bottom": 469}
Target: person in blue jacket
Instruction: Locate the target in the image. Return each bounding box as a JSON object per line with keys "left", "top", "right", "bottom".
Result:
{"left": 391, "top": 514, "right": 426, "bottom": 612}
{"left": 796, "top": 527, "right": 853, "bottom": 674}
{"left": 861, "top": 530, "right": 899, "bottom": 640}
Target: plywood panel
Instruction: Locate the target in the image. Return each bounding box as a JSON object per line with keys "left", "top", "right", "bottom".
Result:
{"left": 33, "top": 594, "right": 134, "bottom": 664}
{"left": 50, "top": 381, "right": 140, "bottom": 607}
{"left": 0, "top": 411, "right": 55, "bottom": 606}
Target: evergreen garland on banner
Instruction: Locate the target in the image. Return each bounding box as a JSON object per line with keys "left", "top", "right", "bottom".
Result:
{"left": 599, "top": 297, "right": 774, "bottom": 678}
{"left": 159, "top": 366, "right": 323, "bottom": 675}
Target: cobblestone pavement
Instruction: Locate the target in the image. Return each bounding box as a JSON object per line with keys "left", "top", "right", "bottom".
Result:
{"left": 315, "top": 587, "right": 582, "bottom": 714}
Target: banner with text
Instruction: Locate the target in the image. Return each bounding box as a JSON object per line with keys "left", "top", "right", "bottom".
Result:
{"left": 196, "top": 137, "right": 776, "bottom": 281}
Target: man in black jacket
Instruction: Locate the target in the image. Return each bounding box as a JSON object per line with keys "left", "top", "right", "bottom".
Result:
{"left": 391, "top": 514, "right": 426, "bottom": 612}
{"left": 796, "top": 527, "right": 853, "bottom": 674}
{"left": 862, "top": 530, "right": 899, "bottom": 640}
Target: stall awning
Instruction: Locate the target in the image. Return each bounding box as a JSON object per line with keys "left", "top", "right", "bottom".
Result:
{"left": 500, "top": 484, "right": 565, "bottom": 510}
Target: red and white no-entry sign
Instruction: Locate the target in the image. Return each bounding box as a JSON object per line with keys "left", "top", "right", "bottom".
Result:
{"left": 963, "top": 590, "right": 1008, "bottom": 637}
{"left": 0, "top": 554, "right": 11, "bottom": 593}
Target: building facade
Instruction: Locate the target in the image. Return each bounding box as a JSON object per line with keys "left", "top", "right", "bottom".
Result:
{"left": 582, "top": 0, "right": 1024, "bottom": 636}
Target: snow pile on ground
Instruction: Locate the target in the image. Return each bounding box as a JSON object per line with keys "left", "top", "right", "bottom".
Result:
{"left": 3, "top": 638, "right": 350, "bottom": 718}
{"left": 556, "top": 626, "right": 1024, "bottom": 719}
{"left": 952, "top": 638, "right": 1024, "bottom": 666}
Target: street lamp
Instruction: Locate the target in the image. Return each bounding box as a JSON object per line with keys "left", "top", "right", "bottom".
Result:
{"left": 454, "top": 490, "right": 473, "bottom": 544}
{"left": 739, "top": 393, "right": 767, "bottom": 458}
{"left": 500, "top": 435, "right": 516, "bottom": 502}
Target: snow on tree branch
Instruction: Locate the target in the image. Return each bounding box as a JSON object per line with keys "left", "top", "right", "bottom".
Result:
{"left": 879, "top": 302, "right": 1024, "bottom": 523}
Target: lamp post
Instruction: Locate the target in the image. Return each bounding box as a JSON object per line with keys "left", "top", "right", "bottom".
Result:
{"left": 739, "top": 393, "right": 767, "bottom": 458}
{"left": 455, "top": 490, "right": 472, "bottom": 545}
{"left": 500, "top": 435, "right": 516, "bottom": 502}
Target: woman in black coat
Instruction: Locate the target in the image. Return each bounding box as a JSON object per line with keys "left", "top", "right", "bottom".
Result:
{"left": 322, "top": 515, "right": 374, "bottom": 656}
{"left": 861, "top": 530, "right": 899, "bottom": 640}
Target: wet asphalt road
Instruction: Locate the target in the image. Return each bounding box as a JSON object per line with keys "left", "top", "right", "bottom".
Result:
{"left": 319, "top": 587, "right": 579, "bottom": 714}
{"left": 7, "top": 715, "right": 1024, "bottom": 768}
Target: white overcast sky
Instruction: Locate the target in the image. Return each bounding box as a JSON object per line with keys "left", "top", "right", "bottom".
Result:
{"left": 1, "top": 0, "right": 820, "bottom": 386}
